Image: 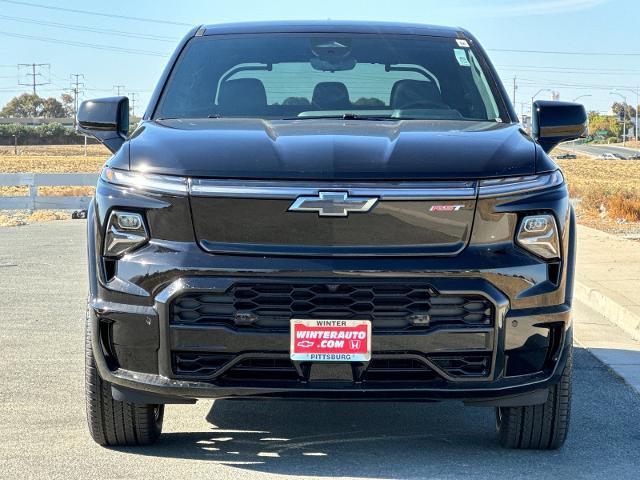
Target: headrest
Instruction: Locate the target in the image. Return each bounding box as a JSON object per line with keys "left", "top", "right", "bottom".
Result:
{"left": 390, "top": 79, "right": 443, "bottom": 109}
{"left": 312, "top": 82, "right": 351, "bottom": 109}
{"left": 218, "top": 78, "right": 267, "bottom": 115}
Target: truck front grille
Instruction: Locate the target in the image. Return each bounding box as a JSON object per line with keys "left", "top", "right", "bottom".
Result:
{"left": 170, "top": 282, "right": 493, "bottom": 331}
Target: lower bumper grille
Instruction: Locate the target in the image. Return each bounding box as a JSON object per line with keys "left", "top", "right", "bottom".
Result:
{"left": 431, "top": 354, "right": 492, "bottom": 378}
{"left": 172, "top": 352, "right": 490, "bottom": 384}
{"left": 170, "top": 282, "right": 494, "bottom": 331}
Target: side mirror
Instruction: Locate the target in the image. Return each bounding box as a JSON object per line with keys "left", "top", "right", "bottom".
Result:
{"left": 77, "top": 97, "right": 129, "bottom": 153}
{"left": 531, "top": 100, "right": 588, "bottom": 152}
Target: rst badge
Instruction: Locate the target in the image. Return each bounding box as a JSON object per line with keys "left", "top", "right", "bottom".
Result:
{"left": 429, "top": 204, "right": 466, "bottom": 212}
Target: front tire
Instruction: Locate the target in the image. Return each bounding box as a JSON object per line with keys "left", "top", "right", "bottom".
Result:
{"left": 85, "top": 309, "right": 164, "bottom": 446}
{"left": 496, "top": 345, "right": 572, "bottom": 449}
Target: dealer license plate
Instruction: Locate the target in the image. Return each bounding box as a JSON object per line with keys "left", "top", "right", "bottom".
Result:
{"left": 290, "top": 319, "right": 372, "bottom": 362}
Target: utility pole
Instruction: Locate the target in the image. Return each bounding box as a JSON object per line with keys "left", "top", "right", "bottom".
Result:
{"left": 512, "top": 76, "right": 517, "bottom": 105}
{"left": 612, "top": 88, "right": 639, "bottom": 141}
{"left": 636, "top": 86, "right": 640, "bottom": 142}
{"left": 113, "top": 84, "right": 125, "bottom": 96}
{"left": 17, "top": 63, "right": 50, "bottom": 95}
{"left": 128, "top": 92, "right": 137, "bottom": 117}
{"left": 610, "top": 92, "right": 627, "bottom": 146}
{"left": 70, "top": 74, "right": 85, "bottom": 126}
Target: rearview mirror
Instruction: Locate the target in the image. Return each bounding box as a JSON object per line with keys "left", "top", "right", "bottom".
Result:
{"left": 531, "top": 100, "right": 588, "bottom": 152}
{"left": 76, "top": 97, "right": 129, "bottom": 153}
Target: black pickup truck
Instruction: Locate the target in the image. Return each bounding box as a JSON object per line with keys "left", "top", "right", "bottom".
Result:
{"left": 78, "top": 21, "right": 587, "bottom": 449}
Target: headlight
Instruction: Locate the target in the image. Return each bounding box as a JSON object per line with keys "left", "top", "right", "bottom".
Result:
{"left": 104, "top": 210, "right": 149, "bottom": 257}
{"left": 101, "top": 167, "right": 188, "bottom": 195}
{"left": 479, "top": 170, "right": 564, "bottom": 198}
{"left": 516, "top": 214, "right": 560, "bottom": 260}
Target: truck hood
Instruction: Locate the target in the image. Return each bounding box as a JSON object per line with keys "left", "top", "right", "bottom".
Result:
{"left": 127, "top": 118, "right": 535, "bottom": 180}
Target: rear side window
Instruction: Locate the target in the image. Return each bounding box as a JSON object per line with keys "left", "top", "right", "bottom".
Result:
{"left": 156, "top": 33, "right": 507, "bottom": 122}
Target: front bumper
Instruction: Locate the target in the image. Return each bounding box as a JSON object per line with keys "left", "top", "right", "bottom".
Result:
{"left": 89, "top": 274, "right": 572, "bottom": 403}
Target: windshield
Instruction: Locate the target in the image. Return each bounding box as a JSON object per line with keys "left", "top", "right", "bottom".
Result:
{"left": 156, "top": 33, "right": 507, "bottom": 122}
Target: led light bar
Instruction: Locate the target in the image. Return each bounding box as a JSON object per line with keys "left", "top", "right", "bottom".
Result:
{"left": 101, "top": 167, "right": 188, "bottom": 195}
{"left": 478, "top": 170, "right": 564, "bottom": 198}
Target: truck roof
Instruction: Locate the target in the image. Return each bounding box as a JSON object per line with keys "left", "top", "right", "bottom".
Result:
{"left": 202, "top": 20, "right": 464, "bottom": 38}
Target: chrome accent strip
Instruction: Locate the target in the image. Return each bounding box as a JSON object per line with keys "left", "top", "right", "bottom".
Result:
{"left": 190, "top": 179, "right": 477, "bottom": 200}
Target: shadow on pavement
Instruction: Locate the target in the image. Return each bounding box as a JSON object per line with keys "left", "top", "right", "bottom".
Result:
{"left": 124, "top": 348, "right": 640, "bottom": 479}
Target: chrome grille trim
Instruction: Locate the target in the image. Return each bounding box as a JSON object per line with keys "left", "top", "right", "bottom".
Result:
{"left": 189, "top": 179, "right": 477, "bottom": 199}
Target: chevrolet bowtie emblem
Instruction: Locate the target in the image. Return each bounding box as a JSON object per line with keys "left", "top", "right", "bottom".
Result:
{"left": 288, "top": 191, "right": 378, "bottom": 217}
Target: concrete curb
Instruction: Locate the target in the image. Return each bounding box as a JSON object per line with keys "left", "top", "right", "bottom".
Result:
{"left": 574, "top": 280, "right": 640, "bottom": 342}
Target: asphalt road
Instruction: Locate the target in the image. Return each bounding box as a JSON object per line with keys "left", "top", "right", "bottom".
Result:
{"left": 1, "top": 221, "right": 639, "bottom": 480}
{"left": 559, "top": 143, "right": 640, "bottom": 159}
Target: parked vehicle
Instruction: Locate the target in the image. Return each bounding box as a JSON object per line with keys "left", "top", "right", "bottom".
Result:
{"left": 78, "top": 21, "right": 586, "bottom": 450}
{"left": 627, "top": 153, "right": 640, "bottom": 160}
{"left": 555, "top": 153, "right": 577, "bottom": 159}
{"left": 599, "top": 152, "right": 624, "bottom": 160}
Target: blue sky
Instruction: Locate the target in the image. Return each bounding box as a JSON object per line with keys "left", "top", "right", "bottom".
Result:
{"left": 0, "top": 0, "right": 639, "bottom": 117}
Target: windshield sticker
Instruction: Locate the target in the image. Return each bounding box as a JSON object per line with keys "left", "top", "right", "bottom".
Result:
{"left": 456, "top": 39, "right": 470, "bottom": 48}
{"left": 454, "top": 49, "right": 471, "bottom": 67}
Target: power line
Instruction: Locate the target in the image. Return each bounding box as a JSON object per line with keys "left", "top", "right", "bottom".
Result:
{"left": 17, "top": 62, "right": 49, "bottom": 94}
{"left": 498, "top": 68, "right": 640, "bottom": 77}
{"left": 489, "top": 48, "right": 640, "bottom": 57}
{"left": 515, "top": 77, "right": 639, "bottom": 90}
{"left": 0, "top": 30, "right": 169, "bottom": 57}
{"left": 0, "top": 13, "right": 179, "bottom": 42}
{"left": 113, "top": 85, "right": 125, "bottom": 96}
{"left": 496, "top": 64, "right": 640, "bottom": 74}
{"left": 0, "top": 0, "right": 192, "bottom": 26}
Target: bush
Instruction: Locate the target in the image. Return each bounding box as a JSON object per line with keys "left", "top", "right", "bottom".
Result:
{"left": 573, "top": 183, "right": 640, "bottom": 222}
{"left": 606, "top": 190, "right": 640, "bottom": 222}
{"left": 0, "top": 122, "right": 87, "bottom": 145}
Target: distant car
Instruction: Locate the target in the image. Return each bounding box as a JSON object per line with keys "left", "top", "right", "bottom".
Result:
{"left": 599, "top": 152, "right": 624, "bottom": 160}
{"left": 555, "top": 153, "right": 576, "bottom": 159}
{"left": 627, "top": 153, "right": 640, "bottom": 160}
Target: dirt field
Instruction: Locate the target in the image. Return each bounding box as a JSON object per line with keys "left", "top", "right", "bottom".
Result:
{"left": 558, "top": 159, "right": 640, "bottom": 196}
{"left": 1, "top": 146, "right": 639, "bottom": 236}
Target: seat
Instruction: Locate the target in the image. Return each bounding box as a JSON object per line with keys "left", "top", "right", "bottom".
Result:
{"left": 312, "top": 82, "right": 351, "bottom": 110}
{"left": 218, "top": 78, "right": 267, "bottom": 116}
{"left": 390, "top": 79, "right": 445, "bottom": 109}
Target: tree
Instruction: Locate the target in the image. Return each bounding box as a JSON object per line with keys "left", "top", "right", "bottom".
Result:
{"left": 353, "top": 97, "right": 385, "bottom": 107}
{"left": 282, "top": 97, "right": 311, "bottom": 106}
{"left": 0, "top": 93, "right": 70, "bottom": 118}
{"left": 611, "top": 101, "right": 636, "bottom": 122}
{"left": 60, "top": 93, "right": 75, "bottom": 117}
{"left": 588, "top": 111, "right": 621, "bottom": 139}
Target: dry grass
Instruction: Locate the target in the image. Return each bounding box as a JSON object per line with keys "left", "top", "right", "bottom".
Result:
{"left": 39, "top": 186, "right": 96, "bottom": 197}
{"left": 0, "top": 210, "right": 69, "bottom": 227}
{"left": 0, "top": 144, "right": 108, "bottom": 157}
{"left": 0, "top": 154, "right": 106, "bottom": 174}
{"left": 558, "top": 159, "right": 640, "bottom": 223}
{"left": 0, "top": 145, "right": 106, "bottom": 198}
